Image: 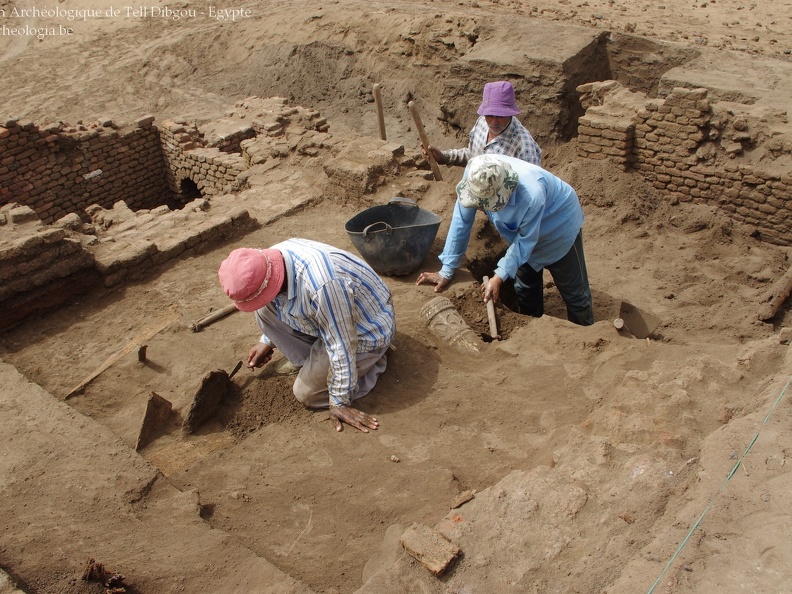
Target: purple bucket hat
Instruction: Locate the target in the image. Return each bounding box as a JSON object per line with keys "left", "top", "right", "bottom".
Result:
{"left": 477, "top": 81, "right": 521, "bottom": 117}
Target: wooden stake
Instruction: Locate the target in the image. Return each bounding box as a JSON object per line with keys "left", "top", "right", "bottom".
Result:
{"left": 408, "top": 101, "right": 443, "bottom": 181}
{"left": 373, "top": 83, "right": 386, "bottom": 141}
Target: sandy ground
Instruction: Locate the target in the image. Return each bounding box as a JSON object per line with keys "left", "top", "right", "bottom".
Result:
{"left": 3, "top": 0, "right": 792, "bottom": 593}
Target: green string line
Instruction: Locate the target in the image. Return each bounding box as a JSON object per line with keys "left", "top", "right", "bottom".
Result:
{"left": 646, "top": 375, "right": 792, "bottom": 594}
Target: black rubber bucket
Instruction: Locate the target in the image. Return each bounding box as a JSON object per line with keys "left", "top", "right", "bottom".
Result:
{"left": 345, "top": 197, "right": 442, "bottom": 276}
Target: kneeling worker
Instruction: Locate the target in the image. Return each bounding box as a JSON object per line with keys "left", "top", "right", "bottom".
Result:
{"left": 416, "top": 154, "right": 594, "bottom": 326}
{"left": 219, "top": 238, "right": 396, "bottom": 433}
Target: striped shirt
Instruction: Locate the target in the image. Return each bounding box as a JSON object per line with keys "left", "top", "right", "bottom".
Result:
{"left": 442, "top": 116, "right": 542, "bottom": 167}
{"left": 260, "top": 238, "right": 395, "bottom": 406}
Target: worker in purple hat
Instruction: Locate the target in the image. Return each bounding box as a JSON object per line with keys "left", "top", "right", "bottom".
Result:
{"left": 218, "top": 238, "right": 396, "bottom": 433}
{"left": 420, "top": 81, "right": 542, "bottom": 168}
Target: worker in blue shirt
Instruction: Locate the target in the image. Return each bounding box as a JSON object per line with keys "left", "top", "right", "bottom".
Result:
{"left": 416, "top": 154, "right": 594, "bottom": 326}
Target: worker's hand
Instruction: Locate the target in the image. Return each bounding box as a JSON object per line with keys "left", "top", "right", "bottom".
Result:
{"left": 415, "top": 271, "right": 450, "bottom": 293}
{"left": 481, "top": 274, "right": 504, "bottom": 304}
{"left": 247, "top": 342, "right": 274, "bottom": 368}
{"left": 329, "top": 405, "right": 380, "bottom": 433}
{"left": 420, "top": 143, "right": 446, "bottom": 165}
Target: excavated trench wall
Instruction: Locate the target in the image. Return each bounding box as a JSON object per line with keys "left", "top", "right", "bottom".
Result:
{"left": 0, "top": 115, "right": 255, "bottom": 223}
{"left": 0, "top": 115, "right": 255, "bottom": 331}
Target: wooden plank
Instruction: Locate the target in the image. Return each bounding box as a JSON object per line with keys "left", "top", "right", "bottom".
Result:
{"left": 189, "top": 303, "right": 238, "bottom": 332}
{"left": 482, "top": 276, "right": 500, "bottom": 340}
{"left": 757, "top": 264, "right": 792, "bottom": 321}
{"left": 373, "top": 83, "right": 386, "bottom": 141}
{"left": 65, "top": 311, "right": 179, "bottom": 400}
{"left": 408, "top": 101, "right": 443, "bottom": 182}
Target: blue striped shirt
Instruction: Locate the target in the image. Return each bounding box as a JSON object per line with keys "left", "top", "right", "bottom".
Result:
{"left": 260, "top": 238, "right": 395, "bottom": 406}
{"left": 442, "top": 116, "right": 542, "bottom": 167}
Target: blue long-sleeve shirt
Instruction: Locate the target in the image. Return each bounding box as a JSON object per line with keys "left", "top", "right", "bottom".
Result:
{"left": 438, "top": 156, "right": 584, "bottom": 281}
{"left": 259, "top": 238, "right": 395, "bottom": 406}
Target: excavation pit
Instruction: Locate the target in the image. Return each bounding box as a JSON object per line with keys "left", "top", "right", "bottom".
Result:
{"left": 4, "top": 2, "right": 792, "bottom": 593}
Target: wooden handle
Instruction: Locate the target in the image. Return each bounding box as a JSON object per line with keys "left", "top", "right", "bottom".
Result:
{"left": 373, "top": 84, "right": 386, "bottom": 141}
{"left": 482, "top": 276, "right": 500, "bottom": 340}
{"left": 408, "top": 101, "right": 443, "bottom": 181}
{"left": 190, "top": 303, "right": 239, "bottom": 332}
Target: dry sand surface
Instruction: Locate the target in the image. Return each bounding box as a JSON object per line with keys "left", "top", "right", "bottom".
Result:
{"left": 3, "top": 0, "right": 792, "bottom": 593}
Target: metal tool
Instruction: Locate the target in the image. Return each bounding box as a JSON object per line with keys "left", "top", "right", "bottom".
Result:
{"left": 228, "top": 360, "right": 243, "bottom": 380}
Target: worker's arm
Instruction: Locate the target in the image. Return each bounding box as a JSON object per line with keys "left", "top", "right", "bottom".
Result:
{"left": 415, "top": 271, "right": 450, "bottom": 292}
{"left": 420, "top": 143, "right": 448, "bottom": 165}
{"left": 314, "top": 278, "right": 359, "bottom": 408}
{"left": 416, "top": 200, "right": 476, "bottom": 291}
{"left": 481, "top": 274, "right": 504, "bottom": 304}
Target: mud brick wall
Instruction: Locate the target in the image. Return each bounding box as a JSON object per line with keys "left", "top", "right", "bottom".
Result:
{"left": 86, "top": 198, "right": 256, "bottom": 287}
{"left": 0, "top": 196, "right": 256, "bottom": 330}
{"left": 158, "top": 120, "right": 246, "bottom": 203}
{"left": 576, "top": 115, "right": 636, "bottom": 168}
{"left": 576, "top": 82, "right": 792, "bottom": 244}
{"left": 209, "top": 128, "right": 257, "bottom": 154}
{"left": 0, "top": 204, "right": 97, "bottom": 330}
{"left": 0, "top": 117, "right": 169, "bottom": 224}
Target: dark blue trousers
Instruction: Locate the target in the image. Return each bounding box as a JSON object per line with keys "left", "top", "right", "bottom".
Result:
{"left": 513, "top": 230, "right": 594, "bottom": 326}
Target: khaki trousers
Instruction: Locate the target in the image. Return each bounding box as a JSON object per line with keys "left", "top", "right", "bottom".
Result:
{"left": 256, "top": 306, "right": 389, "bottom": 409}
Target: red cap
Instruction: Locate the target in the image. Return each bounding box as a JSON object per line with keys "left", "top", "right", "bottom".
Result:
{"left": 218, "top": 248, "right": 285, "bottom": 312}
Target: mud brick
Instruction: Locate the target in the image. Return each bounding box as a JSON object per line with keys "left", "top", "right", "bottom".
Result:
{"left": 8, "top": 205, "right": 39, "bottom": 224}
{"left": 137, "top": 115, "right": 156, "bottom": 128}
{"left": 400, "top": 522, "right": 461, "bottom": 576}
